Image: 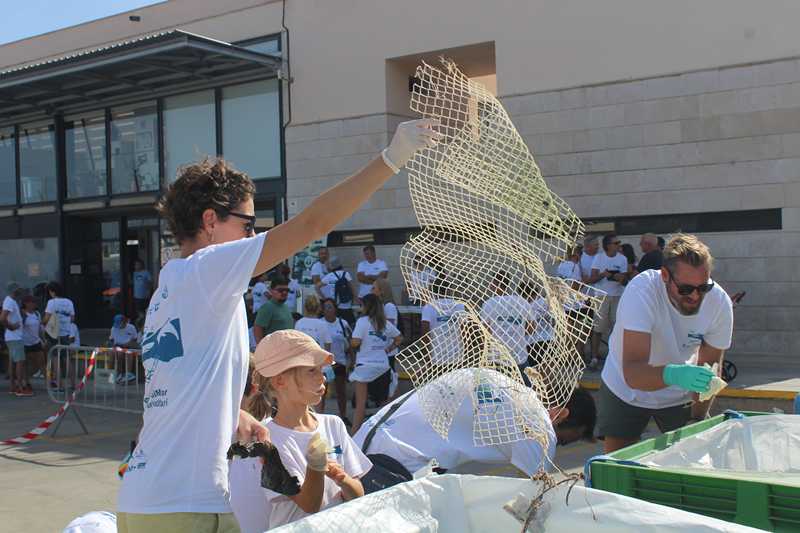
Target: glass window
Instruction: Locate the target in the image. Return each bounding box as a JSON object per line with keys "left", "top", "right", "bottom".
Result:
{"left": 66, "top": 113, "right": 107, "bottom": 198}
{"left": 19, "top": 122, "right": 56, "bottom": 203}
{"left": 111, "top": 102, "right": 160, "bottom": 194}
{"left": 222, "top": 80, "right": 281, "bottom": 179}
{"left": 0, "top": 127, "right": 15, "bottom": 205}
{"left": 163, "top": 90, "right": 216, "bottom": 182}
{"left": 242, "top": 38, "right": 280, "bottom": 55}
{"left": 0, "top": 237, "right": 59, "bottom": 292}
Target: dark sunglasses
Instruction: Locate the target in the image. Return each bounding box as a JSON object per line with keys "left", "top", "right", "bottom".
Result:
{"left": 667, "top": 270, "right": 714, "bottom": 296}
{"left": 225, "top": 210, "right": 257, "bottom": 236}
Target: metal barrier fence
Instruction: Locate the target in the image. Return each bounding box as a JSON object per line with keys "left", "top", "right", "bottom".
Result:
{"left": 47, "top": 344, "right": 144, "bottom": 416}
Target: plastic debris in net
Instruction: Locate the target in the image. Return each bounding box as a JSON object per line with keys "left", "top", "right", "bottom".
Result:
{"left": 396, "top": 59, "right": 603, "bottom": 449}
{"left": 699, "top": 363, "right": 727, "bottom": 402}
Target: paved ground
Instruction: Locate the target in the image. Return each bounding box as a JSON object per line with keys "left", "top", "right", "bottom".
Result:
{"left": 1, "top": 351, "right": 797, "bottom": 532}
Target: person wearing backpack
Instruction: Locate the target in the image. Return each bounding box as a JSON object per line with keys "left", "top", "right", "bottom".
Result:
{"left": 321, "top": 257, "right": 357, "bottom": 326}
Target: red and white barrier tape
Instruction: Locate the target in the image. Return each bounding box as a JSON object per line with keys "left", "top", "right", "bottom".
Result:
{"left": 1, "top": 348, "right": 98, "bottom": 445}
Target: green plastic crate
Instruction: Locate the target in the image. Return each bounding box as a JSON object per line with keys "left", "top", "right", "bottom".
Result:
{"left": 587, "top": 411, "right": 800, "bottom": 532}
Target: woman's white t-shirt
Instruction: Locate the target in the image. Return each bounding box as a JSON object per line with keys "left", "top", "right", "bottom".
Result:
{"left": 295, "top": 317, "right": 333, "bottom": 349}
{"left": 118, "top": 232, "right": 266, "bottom": 514}
{"left": 45, "top": 297, "right": 75, "bottom": 337}
{"left": 264, "top": 414, "right": 372, "bottom": 529}
{"left": 324, "top": 318, "right": 352, "bottom": 365}
{"left": 22, "top": 311, "right": 42, "bottom": 346}
{"left": 421, "top": 299, "right": 466, "bottom": 364}
{"left": 352, "top": 316, "right": 401, "bottom": 367}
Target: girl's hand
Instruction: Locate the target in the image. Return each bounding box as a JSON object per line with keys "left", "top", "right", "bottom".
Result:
{"left": 326, "top": 460, "right": 348, "bottom": 485}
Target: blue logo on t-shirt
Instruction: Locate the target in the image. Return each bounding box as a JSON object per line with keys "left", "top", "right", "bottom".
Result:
{"left": 475, "top": 383, "right": 503, "bottom": 405}
{"left": 368, "top": 331, "right": 388, "bottom": 342}
{"left": 141, "top": 318, "right": 184, "bottom": 363}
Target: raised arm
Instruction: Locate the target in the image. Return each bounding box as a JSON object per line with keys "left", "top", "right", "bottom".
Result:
{"left": 254, "top": 120, "right": 440, "bottom": 276}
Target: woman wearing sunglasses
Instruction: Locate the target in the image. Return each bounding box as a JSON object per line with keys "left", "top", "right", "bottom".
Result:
{"left": 597, "top": 233, "right": 733, "bottom": 455}
{"left": 117, "top": 119, "right": 441, "bottom": 533}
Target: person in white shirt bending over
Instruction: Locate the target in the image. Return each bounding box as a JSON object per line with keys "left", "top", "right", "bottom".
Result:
{"left": 598, "top": 234, "right": 733, "bottom": 453}
{"left": 109, "top": 314, "right": 140, "bottom": 385}
{"left": 585, "top": 234, "right": 629, "bottom": 370}
{"left": 251, "top": 330, "right": 371, "bottom": 529}
{"left": 353, "top": 368, "right": 597, "bottom": 479}
{"left": 356, "top": 245, "right": 388, "bottom": 304}
{"left": 116, "top": 119, "right": 441, "bottom": 533}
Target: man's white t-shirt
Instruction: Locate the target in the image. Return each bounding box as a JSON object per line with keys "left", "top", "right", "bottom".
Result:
{"left": 590, "top": 252, "right": 629, "bottom": 297}
{"left": 480, "top": 295, "right": 536, "bottom": 365}
{"left": 321, "top": 271, "right": 353, "bottom": 308}
{"left": 2, "top": 296, "right": 23, "bottom": 342}
{"left": 287, "top": 279, "right": 301, "bottom": 314}
{"left": 557, "top": 261, "right": 581, "bottom": 283}
{"left": 295, "top": 317, "right": 333, "bottom": 349}
{"left": 310, "top": 260, "right": 328, "bottom": 281}
{"left": 133, "top": 270, "right": 153, "bottom": 300}
{"left": 353, "top": 368, "right": 556, "bottom": 476}
{"left": 111, "top": 324, "right": 138, "bottom": 347}
{"left": 601, "top": 269, "right": 734, "bottom": 409}
{"left": 579, "top": 252, "right": 598, "bottom": 297}
{"left": 528, "top": 297, "right": 553, "bottom": 343}
{"left": 352, "top": 316, "right": 401, "bottom": 367}
{"left": 251, "top": 282, "right": 268, "bottom": 313}
{"left": 264, "top": 414, "right": 372, "bottom": 529}
{"left": 325, "top": 317, "right": 352, "bottom": 366}
{"left": 118, "top": 232, "right": 266, "bottom": 514}
{"left": 22, "top": 311, "right": 41, "bottom": 346}
{"left": 356, "top": 259, "right": 388, "bottom": 298}
{"left": 421, "top": 299, "right": 466, "bottom": 364}
{"left": 45, "top": 297, "right": 75, "bottom": 338}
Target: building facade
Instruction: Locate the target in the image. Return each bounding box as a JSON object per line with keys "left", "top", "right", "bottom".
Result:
{"left": 1, "top": 0, "right": 799, "bottom": 360}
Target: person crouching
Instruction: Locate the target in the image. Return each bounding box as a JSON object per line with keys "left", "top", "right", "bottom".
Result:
{"left": 253, "top": 330, "right": 371, "bottom": 529}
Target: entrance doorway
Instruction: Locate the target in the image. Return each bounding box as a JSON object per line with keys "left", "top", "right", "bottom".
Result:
{"left": 64, "top": 211, "right": 160, "bottom": 329}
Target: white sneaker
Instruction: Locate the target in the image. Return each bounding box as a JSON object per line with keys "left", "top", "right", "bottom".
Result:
{"left": 122, "top": 372, "right": 137, "bottom": 384}
{"left": 32, "top": 370, "right": 44, "bottom": 380}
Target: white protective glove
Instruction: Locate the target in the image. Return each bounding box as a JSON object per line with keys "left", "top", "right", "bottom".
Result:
{"left": 306, "top": 432, "right": 331, "bottom": 472}
{"left": 382, "top": 118, "right": 443, "bottom": 173}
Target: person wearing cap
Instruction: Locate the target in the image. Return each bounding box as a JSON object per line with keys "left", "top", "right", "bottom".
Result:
{"left": 251, "top": 330, "right": 372, "bottom": 529}
{"left": 117, "top": 119, "right": 440, "bottom": 532}
{"left": 109, "top": 314, "right": 140, "bottom": 385}
{"left": 320, "top": 257, "right": 356, "bottom": 326}
{"left": 2, "top": 282, "right": 31, "bottom": 396}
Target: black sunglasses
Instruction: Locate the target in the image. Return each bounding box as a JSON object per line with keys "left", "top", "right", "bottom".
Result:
{"left": 225, "top": 210, "right": 257, "bottom": 235}
{"left": 667, "top": 270, "right": 714, "bottom": 296}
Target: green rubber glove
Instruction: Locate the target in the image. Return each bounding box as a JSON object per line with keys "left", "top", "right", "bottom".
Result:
{"left": 662, "top": 364, "right": 715, "bottom": 393}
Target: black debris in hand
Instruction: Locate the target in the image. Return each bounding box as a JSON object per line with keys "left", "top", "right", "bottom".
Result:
{"left": 227, "top": 441, "right": 301, "bottom": 496}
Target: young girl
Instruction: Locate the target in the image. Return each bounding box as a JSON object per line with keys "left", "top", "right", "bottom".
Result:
{"left": 253, "top": 330, "right": 371, "bottom": 529}
{"left": 21, "top": 295, "right": 44, "bottom": 388}
{"left": 350, "top": 294, "right": 403, "bottom": 434}
{"left": 294, "top": 295, "right": 333, "bottom": 410}
{"left": 372, "top": 278, "right": 401, "bottom": 398}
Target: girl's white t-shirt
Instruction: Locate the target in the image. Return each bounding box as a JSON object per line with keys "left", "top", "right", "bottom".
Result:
{"left": 22, "top": 310, "right": 42, "bottom": 346}
{"left": 229, "top": 417, "right": 272, "bottom": 533}
{"left": 352, "top": 316, "right": 401, "bottom": 366}
{"left": 45, "top": 297, "right": 75, "bottom": 337}
{"left": 118, "top": 232, "right": 266, "bottom": 514}
{"left": 251, "top": 282, "right": 268, "bottom": 313}
{"left": 264, "top": 414, "right": 372, "bottom": 529}
{"left": 294, "top": 317, "right": 333, "bottom": 349}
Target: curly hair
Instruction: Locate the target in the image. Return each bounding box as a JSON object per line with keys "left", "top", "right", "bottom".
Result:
{"left": 157, "top": 157, "right": 255, "bottom": 244}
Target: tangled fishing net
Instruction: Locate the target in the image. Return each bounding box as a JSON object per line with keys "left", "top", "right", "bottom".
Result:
{"left": 396, "top": 59, "right": 603, "bottom": 447}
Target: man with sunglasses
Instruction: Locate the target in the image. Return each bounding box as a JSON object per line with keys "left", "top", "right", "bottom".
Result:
{"left": 253, "top": 275, "right": 296, "bottom": 343}
{"left": 598, "top": 233, "right": 733, "bottom": 453}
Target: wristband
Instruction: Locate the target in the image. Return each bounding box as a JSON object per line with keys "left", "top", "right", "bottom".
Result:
{"left": 381, "top": 148, "right": 401, "bottom": 174}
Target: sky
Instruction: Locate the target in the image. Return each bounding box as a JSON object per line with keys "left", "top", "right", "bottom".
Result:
{"left": 0, "top": 0, "right": 166, "bottom": 46}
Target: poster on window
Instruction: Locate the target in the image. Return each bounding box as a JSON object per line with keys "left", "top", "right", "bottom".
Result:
{"left": 291, "top": 238, "right": 327, "bottom": 287}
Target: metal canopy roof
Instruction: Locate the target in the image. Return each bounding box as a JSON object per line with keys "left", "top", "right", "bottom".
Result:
{"left": 0, "top": 30, "right": 281, "bottom": 124}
